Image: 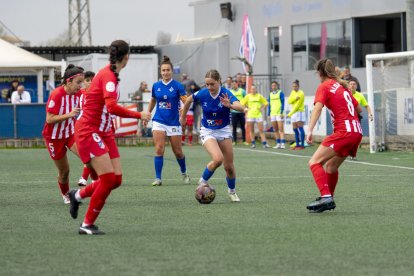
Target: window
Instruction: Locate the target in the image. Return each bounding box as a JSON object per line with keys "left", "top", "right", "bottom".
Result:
{"left": 292, "top": 25, "right": 307, "bottom": 72}
{"left": 268, "top": 27, "right": 280, "bottom": 75}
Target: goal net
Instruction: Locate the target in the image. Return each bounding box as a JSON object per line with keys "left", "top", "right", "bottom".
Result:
{"left": 366, "top": 51, "right": 414, "bottom": 152}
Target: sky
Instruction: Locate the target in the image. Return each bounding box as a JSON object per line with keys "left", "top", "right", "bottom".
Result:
{"left": 0, "top": 0, "right": 194, "bottom": 46}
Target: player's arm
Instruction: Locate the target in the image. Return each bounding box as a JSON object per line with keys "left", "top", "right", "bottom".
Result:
{"left": 287, "top": 92, "right": 296, "bottom": 104}
{"left": 306, "top": 102, "right": 324, "bottom": 144}
{"left": 105, "top": 97, "right": 150, "bottom": 120}
{"left": 280, "top": 91, "right": 285, "bottom": 116}
{"left": 46, "top": 109, "right": 80, "bottom": 124}
{"left": 180, "top": 95, "right": 194, "bottom": 125}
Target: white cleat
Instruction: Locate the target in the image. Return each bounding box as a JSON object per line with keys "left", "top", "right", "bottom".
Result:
{"left": 78, "top": 177, "right": 87, "bottom": 186}
{"left": 272, "top": 143, "right": 281, "bottom": 149}
{"left": 151, "top": 178, "right": 162, "bottom": 186}
{"left": 280, "top": 144, "right": 286, "bottom": 149}
{"left": 62, "top": 194, "right": 70, "bottom": 204}
{"left": 228, "top": 192, "right": 241, "bottom": 202}
{"left": 182, "top": 173, "right": 191, "bottom": 184}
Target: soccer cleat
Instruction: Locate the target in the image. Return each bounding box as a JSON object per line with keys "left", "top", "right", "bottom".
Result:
{"left": 62, "top": 194, "right": 70, "bottom": 204}
{"left": 182, "top": 173, "right": 191, "bottom": 184}
{"left": 306, "top": 196, "right": 336, "bottom": 213}
{"left": 228, "top": 192, "right": 241, "bottom": 202}
{"left": 350, "top": 156, "right": 358, "bottom": 161}
{"left": 152, "top": 179, "right": 162, "bottom": 186}
{"left": 263, "top": 143, "right": 270, "bottom": 148}
{"left": 79, "top": 224, "right": 105, "bottom": 235}
{"left": 68, "top": 189, "right": 81, "bottom": 219}
{"left": 251, "top": 144, "right": 256, "bottom": 149}
{"left": 280, "top": 144, "right": 286, "bottom": 149}
{"left": 78, "top": 177, "right": 87, "bottom": 186}
{"left": 272, "top": 143, "right": 281, "bottom": 149}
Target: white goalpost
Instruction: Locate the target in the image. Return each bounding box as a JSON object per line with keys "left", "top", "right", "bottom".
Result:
{"left": 365, "top": 51, "right": 414, "bottom": 153}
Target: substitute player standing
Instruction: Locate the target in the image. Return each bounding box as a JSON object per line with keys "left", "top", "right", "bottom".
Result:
{"left": 287, "top": 80, "right": 306, "bottom": 150}
{"left": 68, "top": 40, "right": 151, "bottom": 235}
{"left": 268, "top": 81, "right": 286, "bottom": 149}
{"left": 306, "top": 58, "right": 362, "bottom": 213}
{"left": 180, "top": 70, "right": 245, "bottom": 202}
{"left": 147, "top": 55, "right": 190, "bottom": 186}
{"left": 42, "top": 65, "right": 84, "bottom": 204}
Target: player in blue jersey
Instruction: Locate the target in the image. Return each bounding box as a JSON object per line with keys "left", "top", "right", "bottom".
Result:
{"left": 180, "top": 69, "right": 245, "bottom": 202}
{"left": 147, "top": 56, "right": 190, "bottom": 186}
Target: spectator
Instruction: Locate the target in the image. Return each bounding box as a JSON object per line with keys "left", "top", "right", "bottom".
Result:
{"left": 11, "top": 85, "right": 31, "bottom": 104}
{"left": 181, "top": 73, "right": 191, "bottom": 93}
{"left": 224, "top": 76, "right": 232, "bottom": 90}
{"left": 342, "top": 66, "right": 361, "bottom": 92}
{"left": 6, "top": 79, "right": 19, "bottom": 103}
{"left": 240, "top": 74, "right": 247, "bottom": 90}
{"left": 230, "top": 79, "right": 247, "bottom": 145}
{"left": 132, "top": 81, "right": 150, "bottom": 111}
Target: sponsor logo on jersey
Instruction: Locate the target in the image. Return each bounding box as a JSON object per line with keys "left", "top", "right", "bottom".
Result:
{"left": 158, "top": 102, "right": 172, "bottom": 109}
{"left": 163, "top": 95, "right": 167, "bottom": 99}
{"left": 48, "top": 100, "right": 55, "bottom": 108}
{"left": 106, "top": 81, "right": 116, "bottom": 92}
{"left": 206, "top": 119, "right": 223, "bottom": 126}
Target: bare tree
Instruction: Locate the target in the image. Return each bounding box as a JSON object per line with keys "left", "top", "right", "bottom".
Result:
{"left": 41, "top": 29, "right": 71, "bottom": 46}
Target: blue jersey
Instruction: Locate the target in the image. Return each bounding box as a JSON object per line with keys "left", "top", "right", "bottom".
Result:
{"left": 193, "top": 87, "right": 238, "bottom": 130}
{"left": 151, "top": 79, "right": 186, "bottom": 126}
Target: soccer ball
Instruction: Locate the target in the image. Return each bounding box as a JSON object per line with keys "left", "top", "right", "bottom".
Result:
{"left": 195, "top": 183, "right": 216, "bottom": 204}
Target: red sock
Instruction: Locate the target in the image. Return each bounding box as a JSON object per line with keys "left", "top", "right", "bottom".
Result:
{"left": 189, "top": 135, "right": 193, "bottom": 144}
{"left": 310, "top": 163, "right": 331, "bottom": 196}
{"left": 89, "top": 168, "right": 98, "bottom": 181}
{"left": 84, "top": 173, "right": 116, "bottom": 225}
{"left": 113, "top": 175, "right": 122, "bottom": 190}
{"left": 181, "top": 135, "right": 185, "bottom": 142}
{"left": 81, "top": 166, "right": 90, "bottom": 180}
{"left": 327, "top": 171, "right": 339, "bottom": 196}
{"left": 79, "top": 180, "right": 100, "bottom": 199}
{"left": 58, "top": 181, "right": 69, "bottom": 195}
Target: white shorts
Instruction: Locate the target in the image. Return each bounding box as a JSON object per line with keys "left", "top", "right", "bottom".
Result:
{"left": 246, "top": 117, "right": 263, "bottom": 123}
{"left": 270, "top": 115, "right": 284, "bottom": 122}
{"left": 199, "top": 125, "right": 232, "bottom": 145}
{"left": 152, "top": 121, "right": 182, "bottom": 136}
{"left": 291, "top": 111, "right": 306, "bottom": 123}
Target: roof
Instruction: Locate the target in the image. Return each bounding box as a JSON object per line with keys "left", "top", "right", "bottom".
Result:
{"left": 0, "top": 38, "right": 62, "bottom": 69}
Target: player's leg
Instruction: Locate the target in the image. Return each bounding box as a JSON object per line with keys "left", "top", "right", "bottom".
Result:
{"left": 169, "top": 134, "right": 190, "bottom": 184}
{"left": 277, "top": 119, "right": 286, "bottom": 148}
{"left": 187, "top": 124, "right": 193, "bottom": 145}
{"left": 53, "top": 154, "right": 71, "bottom": 204}
{"left": 325, "top": 156, "right": 347, "bottom": 196}
{"left": 200, "top": 138, "right": 223, "bottom": 185}
{"left": 218, "top": 138, "right": 240, "bottom": 202}
{"left": 297, "top": 120, "right": 305, "bottom": 148}
{"left": 271, "top": 120, "right": 280, "bottom": 148}
{"left": 239, "top": 113, "right": 247, "bottom": 144}
{"left": 257, "top": 121, "right": 269, "bottom": 148}
{"left": 292, "top": 121, "right": 300, "bottom": 149}
{"left": 247, "top": 121, "right": 256, "bottom": 148}
{"left": 152, "top": 130, "right": 166, "bottom": 186}
{"left": 231, "top": 113, "right": 238, "bottom": 144}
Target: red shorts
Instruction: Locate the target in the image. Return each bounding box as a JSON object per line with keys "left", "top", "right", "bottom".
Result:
{"left": 75, "top": 131, "right": 120, "bottom": 164}
{"left": 186, "top": 114, "right": 194, "bottom": 127}
{"left": 44, "top": 136, "right": 75, "bottom": 160}
{"left": 322, "top": 131, "right": 362, "bottom": 157}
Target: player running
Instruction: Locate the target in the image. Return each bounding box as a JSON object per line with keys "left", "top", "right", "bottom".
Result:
{"left": 306, "top": 58, "right": 362, "bottom": 213}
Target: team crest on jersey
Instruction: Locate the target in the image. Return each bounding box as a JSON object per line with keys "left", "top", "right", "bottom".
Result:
{"left": 106, "top": 81, "right": 116, "bottom": 92}
{"left": 169, "top": 87, "right": 174, "bottom": 92}
{"left": 163, "top": 95, "right": 167, "bottom": 99}
{"left": 48, "top": 100, "right": 55, "bottom": 108}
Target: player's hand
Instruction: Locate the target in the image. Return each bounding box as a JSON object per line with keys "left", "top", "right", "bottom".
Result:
{"left": 70, "top": 108, "right": 81, "bottom": 117}
{"left": 143, "top": 120, "right": 148, "bottom": 127}
{"left": 219, "top": 93, "right": 231, "bottom": 108}
{"left": 306, "top": 132, "right": 313, "bottom": 144}
{"left": 140, "top": 111, "right": 151, "bottom": 121}
{"left": 179, "top": 116, "right": 186, "bottom": 126}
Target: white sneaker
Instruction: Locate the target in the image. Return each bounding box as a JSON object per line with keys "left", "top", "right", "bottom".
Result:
{"left": 272, "top": 143, "right": 281, "bottom": 149}
{"left": 78, "top": 177, "right": 87, "bottom": 186}
{"left": 228, "top": 192, "right": 240, "bottom": 202}
{"left": 251, "top": 144, "right": 256, "bottom": 149}
{"left": 263, "top": 143, "right": 270, "bottom": 148}
{"left": 280, "top": 144, "right": 285, "bottom": 149}
{"left": 151, "top": 179, "right": 162, "bottom": 186}
{"left": 182, "top": 173, "right": 191, "bottom": 184}
{"left": 62, "top": 194, "right": 70, "bottom": 204}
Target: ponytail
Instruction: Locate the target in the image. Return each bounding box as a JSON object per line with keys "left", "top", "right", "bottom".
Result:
{"left": 108, "top": 40, "right": 130, "bottom": 82}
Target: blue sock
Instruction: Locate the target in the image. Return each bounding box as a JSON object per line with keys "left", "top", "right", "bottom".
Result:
{"left": 262, "top": 141, "right": 267, "bottom": 145}
{"left": 176, "top": 157, "right": 186, "bottom": 174}
{"left": 281, "top": 139, "right": 286, "bottom": 144}
{"left": 298, "top": 127, "right": 305, "bottom": 147}
{"left": 251, "top": 140, "right": 256, "bottom": 145}
{"left": 154, "top": 156, "right": 163, "bottom": 179}
{"left": 201, "top": 167, "right": 214, "bottom": 181}
{"left": 226, "top": 177, "right": 236, "bottom": 190}
{"left": 276, "top": 139, "right": 281, "bottom": 144}
{"left": 293, "top": 128, "right": 300, "bottom": 145}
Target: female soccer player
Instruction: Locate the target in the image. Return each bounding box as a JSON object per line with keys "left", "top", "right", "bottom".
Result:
{"left": 42, "top": 64, "right": 84, "bottom": 204}
{"left": 287, "top": 80, "right": 306, "bottom": 150}
{"left": 268, "top": 81, "right": 286, "bottom": 149}
{"left": 77, "top": 71, "right": 97, "bottom": 186}
{"left": 240, "top": 85, "right": 270, "bottom": 148}
{"left": 147, "top": 56, "right": 190, "bottom": 186}
{"left": 306, "top": 58, "right": 362, "bottom": 213}
{"left": 68, "top": 40, "right": 151, "bottom": 235}
{"left": 180, "top": 69, "right": 245, "bottom": 202}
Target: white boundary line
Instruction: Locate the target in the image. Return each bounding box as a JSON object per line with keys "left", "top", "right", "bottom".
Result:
{"left": 236, "top": 148, "right": 414, "bottom": 170}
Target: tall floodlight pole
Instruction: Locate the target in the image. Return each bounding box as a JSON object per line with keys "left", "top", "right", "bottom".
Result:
{"left": 68, "top": 0, "right": 92, "bottom": 46}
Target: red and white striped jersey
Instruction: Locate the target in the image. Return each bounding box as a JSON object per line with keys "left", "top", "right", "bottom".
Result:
{"left": 76, "top": 65, "right": 119, "bottom": 134}
{"left": 79, "top": 88, "right": 87, "bottom": 109}
{"left": 314, "top": 79, "right": 362, "bottom": 134}
{"left": 42, "top": 86, "right": 81, "bottom": 139}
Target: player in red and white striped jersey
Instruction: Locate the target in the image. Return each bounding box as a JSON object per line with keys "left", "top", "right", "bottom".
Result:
{"left": 42, "top": 64, "right": 84, "bottom": 204}
{"left": 68, "top": 40, "right": 151, "bottom": 235}
{"left": 77, "top": 71, "right": 97, "bottom": 187}
{"left": 306, "top": 58, "right": 362, "bottom": 213}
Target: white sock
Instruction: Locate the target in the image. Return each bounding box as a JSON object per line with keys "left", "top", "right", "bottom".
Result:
{"left": 75, "top": 190, "right": 82, "bottom": 202}
{"left": 81, "top": 222, "right": 89, "bottom": 227}
{"left": 228, "top": 189, "right": 235, "bottom": 194}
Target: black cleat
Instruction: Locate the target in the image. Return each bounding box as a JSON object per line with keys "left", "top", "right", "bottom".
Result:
{"left": 307, "top": 196, "right": 336, "bottom": 213}
{"left": 68, "top": 189, "right": 81, "bottom": 219}
{"left": 79, "top": 224, "right": 105, "bottom": 235}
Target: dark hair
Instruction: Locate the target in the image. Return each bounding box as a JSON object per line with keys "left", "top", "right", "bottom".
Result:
{"left": 315, "top": 58, "right": 348, "bottom": 89}
{"left": 271, "top": 81, "right": 279, "bottom": 86}
{"left": 161, "top": 55, "right": 173, "bottom": 70}
{"left": 84, "top": 71, "right": 95, "bottom": 79}
{"left": 205, "top": 69, "right": 221, "bottom": 82}
{"left": 293, "top": 79, "right": 300, "bottom": 86}
{"left": 62, "top": 64, "right": 84, "bottom": 84}
{"left": 109, "top": 40, "right": 130, "bottom": 82}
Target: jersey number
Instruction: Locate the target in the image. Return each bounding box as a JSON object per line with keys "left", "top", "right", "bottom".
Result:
{"left": 344, "top": 91, "right": 354, "bottom": 116}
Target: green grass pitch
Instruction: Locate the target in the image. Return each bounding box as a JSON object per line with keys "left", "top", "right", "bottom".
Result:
{"left": 0, "top": 145, "right": 413, "bottom": 275}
